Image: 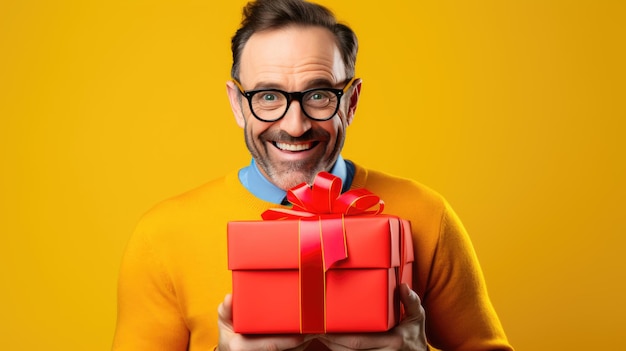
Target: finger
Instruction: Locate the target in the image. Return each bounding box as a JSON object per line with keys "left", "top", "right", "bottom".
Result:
{"left": 233, "top": 334, "right": 311, "bottom": 351}
{"left": 399, "top": 283, "right": 424, "bottom": 322}
{"left": 217, "top": 294, "right": 233, "bottom": 328}
{"left": 320, "top": 332, "right": 398, "bottom": 351}
{"left": 318, "top": 337, "right": 361, "bottom": 351}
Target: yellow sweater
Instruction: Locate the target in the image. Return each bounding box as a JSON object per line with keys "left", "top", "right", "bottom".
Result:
{"left": 113, "top": 163, "right": 513, "bottom": 351}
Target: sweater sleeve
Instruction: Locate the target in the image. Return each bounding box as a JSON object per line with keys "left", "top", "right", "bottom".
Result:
{"left": 112, "top": 222, "right": 190, "bottom": 350}
{"left": 423, "top": 202, "right": 513, "bottom": 351}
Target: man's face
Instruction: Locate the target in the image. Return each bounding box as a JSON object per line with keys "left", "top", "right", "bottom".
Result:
{"left": 227, "top": 26, "right": 360, "bottom": 190}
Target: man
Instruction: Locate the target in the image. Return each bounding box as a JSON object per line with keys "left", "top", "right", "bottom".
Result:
{"left": 112, "top": 0, "right": 514, "bottom": 350}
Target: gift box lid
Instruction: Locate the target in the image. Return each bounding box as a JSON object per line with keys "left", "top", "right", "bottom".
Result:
{"left": 228, "top": 215, "right": 413, "bottom": 270}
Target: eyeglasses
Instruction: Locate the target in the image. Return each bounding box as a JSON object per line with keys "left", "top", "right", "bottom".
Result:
{"left": 232, "top": 77, "right": 357, "bottom": 122}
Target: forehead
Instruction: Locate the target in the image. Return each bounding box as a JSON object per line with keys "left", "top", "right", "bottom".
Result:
{"left": 239, "top": 26, "right": 346, "bottom": 87}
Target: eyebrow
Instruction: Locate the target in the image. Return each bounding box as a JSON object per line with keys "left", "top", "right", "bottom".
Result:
{"left": 251, "top": 78, "right": 342, "bottom": 91}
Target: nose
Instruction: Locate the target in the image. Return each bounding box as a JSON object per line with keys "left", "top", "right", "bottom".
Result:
{"left": 278, "top": 100, "right": 312, "bottom": 137}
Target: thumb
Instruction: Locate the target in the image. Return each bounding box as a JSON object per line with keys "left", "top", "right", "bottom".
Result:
{"left": 399, "top": 283, "right": 425, "bottom": 322}
{"left": 218, "top": 294, "right": 234, "bottom": 325}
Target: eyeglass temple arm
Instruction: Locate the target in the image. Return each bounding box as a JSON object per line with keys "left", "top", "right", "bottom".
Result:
{"left": 343, "top": 77, "right": 357, "bottom": 93}
{"left": 232, "top": 79, "right": 246, "bottom": 94}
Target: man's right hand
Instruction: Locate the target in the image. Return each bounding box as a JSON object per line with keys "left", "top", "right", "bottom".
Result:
{"left": 217, "top": 294, "right": 316, "bottom": 351}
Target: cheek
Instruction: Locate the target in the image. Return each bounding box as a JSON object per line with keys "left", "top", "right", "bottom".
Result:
{"left": 326, "top": 118, "right": 346, "bottom": 142}
{"left": 245, "top": 118, "right": 270, "bottom": 139}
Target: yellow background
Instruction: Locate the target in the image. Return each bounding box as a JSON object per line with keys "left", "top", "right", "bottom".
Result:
{"left": 1, "top": 0, "right": 624, "bottom": 349}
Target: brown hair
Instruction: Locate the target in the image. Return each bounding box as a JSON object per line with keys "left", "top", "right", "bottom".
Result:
{"left": 231, "top": 0, "right": 358, "bottom": 80}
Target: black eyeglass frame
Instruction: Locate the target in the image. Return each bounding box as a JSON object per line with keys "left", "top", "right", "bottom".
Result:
{"left": 232, "top": 77, "right": 357, "bottom": 122}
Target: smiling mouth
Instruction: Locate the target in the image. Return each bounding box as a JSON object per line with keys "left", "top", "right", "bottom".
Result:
{"left": 273, "top": 141, "right": 319, "bottom": 152}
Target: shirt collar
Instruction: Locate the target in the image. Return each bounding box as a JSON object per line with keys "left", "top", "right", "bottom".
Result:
{"left": 239, "top": 155, "right": 349, "bottom": 205}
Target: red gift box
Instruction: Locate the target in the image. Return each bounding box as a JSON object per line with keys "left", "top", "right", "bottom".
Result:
{"left": 227, "top": 173, "right": 414, "bottom": 334}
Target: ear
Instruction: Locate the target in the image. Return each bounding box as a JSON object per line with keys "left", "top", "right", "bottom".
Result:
{"left": 226, "top": 80, "right": 246, "bottom": 128}
{"left": 345, "top": 78, "right": 362, "bottom": 125}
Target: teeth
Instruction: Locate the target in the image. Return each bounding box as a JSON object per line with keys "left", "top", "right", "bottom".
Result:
{"left": 275, "top": 142, "right": 313, "bottom": 151}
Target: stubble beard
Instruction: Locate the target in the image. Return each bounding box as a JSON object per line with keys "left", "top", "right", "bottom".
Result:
{"left": 265, "top": 159, "right": 326, "bottom": 190}
{"left": 244, "top": 128, "right": 344, "bottom": 191}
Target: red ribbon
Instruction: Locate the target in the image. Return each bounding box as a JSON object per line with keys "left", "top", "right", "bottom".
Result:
{"left": 262, "top": 172, "right": 385, "bottom": 221}
{"left": 261, "top": 172, "right": 384, "bottom": 333}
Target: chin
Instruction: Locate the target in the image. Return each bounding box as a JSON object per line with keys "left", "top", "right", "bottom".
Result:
{"left": 271, "top": 169, "right": 320, "bottom": 191}
{"left": 273, "top": 174, "right": 311, "bottom": 191}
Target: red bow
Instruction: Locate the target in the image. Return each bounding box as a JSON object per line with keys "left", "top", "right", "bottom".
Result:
{"left": 262, "top": 171, "right": 385, "bottom": 219}
{"left": 261, "top": 172, "right": 385, "bottom": 333}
